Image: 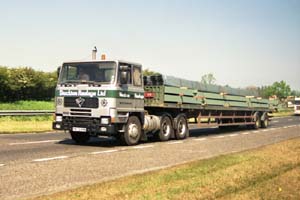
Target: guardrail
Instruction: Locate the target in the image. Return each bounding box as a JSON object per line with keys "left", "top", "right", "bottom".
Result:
{"left": 0, "top": 110, "right": 55, "bottom": 116}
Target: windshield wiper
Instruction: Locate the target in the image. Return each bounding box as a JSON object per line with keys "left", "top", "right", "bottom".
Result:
{"left": 61, "top": 80, "right": 102, "bottom": 86}
{"left": 79, "top": 80, "right": 102, "bottom": 86}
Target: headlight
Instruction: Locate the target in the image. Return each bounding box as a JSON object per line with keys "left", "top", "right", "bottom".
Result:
{"left": 56, "top": 115, "right": 62, "bottom": 122}
{"left": 101, "top": 117, "right": 110, "bottom": 125}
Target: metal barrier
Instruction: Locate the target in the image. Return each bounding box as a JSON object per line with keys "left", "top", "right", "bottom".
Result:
{"left": 0, "top": 110, "right": 54, "bottom": 116}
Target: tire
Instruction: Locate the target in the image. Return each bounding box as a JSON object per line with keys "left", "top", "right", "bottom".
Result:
{"left": 121, "top": 116, "right": 142, "bottom": 146}
{"left": 70, "top": 131, "right": 90, "bottom": 144}
{"left": 157, "top": 115, "right": 173, "bottom": 141}
{"left": 261, "top": 114, "right": 269, "bottom": 128}
{"left": 175, "top": 115, "right": 189, "bottom": 139}
{"left": 252, "top": 113, "right": 261, "bottom": 129}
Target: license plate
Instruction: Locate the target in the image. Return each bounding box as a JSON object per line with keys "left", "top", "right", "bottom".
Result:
{"left": 72, "top": 127, "right": 87, "bottom": 132}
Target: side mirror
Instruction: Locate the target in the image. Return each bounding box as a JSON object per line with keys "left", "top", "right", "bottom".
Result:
{"left": 57, "top": 66, "right": 61, "bottom": 78}
{"left": 120, "top": 71, "right": 128, "bottom": 85}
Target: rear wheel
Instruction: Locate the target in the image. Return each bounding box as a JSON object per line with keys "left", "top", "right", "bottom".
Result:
{"left": 70, "top": 131, "right": 90, "bottom": 144}
{"left": 121, "top": 116, "right": 142, "bottom": 146}
{"left": 175, "top": 115, "right": 189, "bottom": 139}
{"left": 252, "top": 113, "right": 261, "bottom": 129}
{"left": 157, "top": 115, "right": 173, "bottom": 141}
{"left": 261, "top": 114, "right": 269, "bottom": 128}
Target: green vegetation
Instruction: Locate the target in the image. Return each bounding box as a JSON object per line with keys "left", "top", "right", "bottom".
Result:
{"left": 32, "top": 138, "right": 300, "bottom": 200}
{"left": 201, "top": 73, "right": 216, "bottom": 85}
{"left": 270, "top": 109, "right": 294, "bottom": 117}
{"left": 0, "top": 100, "right": 54, "bottom": 110}
{"left": 0, "top": 66, "right": 56, "bottom": 101}
{"left": 143, "top": 68, "right": 161, "bottom": 76}
{"left": 0, "top": 116, "right": 53, "bottom": 133}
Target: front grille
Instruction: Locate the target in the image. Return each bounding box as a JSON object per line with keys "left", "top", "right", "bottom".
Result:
{"left": 63, "top": 116, "right": 100, "bottom": 126}
{"left": 70, "top": 109, "right": 92, "bottom": 116}
{"left": 297, "top": 106, "right": 300, "bottom": 110}
{"left": 64, "top": 97, "right": 99, "bottom": 108}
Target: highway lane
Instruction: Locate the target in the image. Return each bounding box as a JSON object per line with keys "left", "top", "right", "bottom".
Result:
{"left": 0, "top": 115, "right": 299, "bottom": 164}
{"left": 0, "top": 116, "right": 299, "bottom": 200}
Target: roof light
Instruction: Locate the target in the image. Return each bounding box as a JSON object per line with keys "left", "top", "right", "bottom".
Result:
{"left": 101, "top": 54, "right": 106, "bottom": 60}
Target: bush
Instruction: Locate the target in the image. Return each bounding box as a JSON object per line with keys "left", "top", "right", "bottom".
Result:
{"left": 0, "top": 66, "right": 57, "bottom": 102}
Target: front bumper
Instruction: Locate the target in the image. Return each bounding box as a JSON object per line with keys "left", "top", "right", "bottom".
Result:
{"left": 53, "top": 117, "right": 117, "bottom": 136}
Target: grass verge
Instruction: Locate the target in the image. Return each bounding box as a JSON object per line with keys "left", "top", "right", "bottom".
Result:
{"left": 32, "top": 138, "right": 300, "bottom": 200}
{"left": 0, "top": 116, "right": 53, "bottom": 133}
{"left": 0, "top": 100, "right": 54, "bottom": 110}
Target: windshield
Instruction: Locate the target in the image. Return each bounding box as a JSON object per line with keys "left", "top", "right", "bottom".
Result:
{"left": 295, "top": 100, "right": 300, "bottom": 105}
{"left": 59, "top": 62, "right": 116, "bottom": 84}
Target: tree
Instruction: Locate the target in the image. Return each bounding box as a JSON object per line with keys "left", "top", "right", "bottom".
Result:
{"left": 201, "top": 73, "right": 216, "bottom": 85}
{"left": 291, "top": 90, "right": 300, "bottom": 97}
{"left": 0, "top": 66, "right": 57, "bottom": 102}
{"left": 143, "top": 68, "right": 160, "bottom": 76}
{"left": 261, "top": 81, "right": 291, "bottom": 99}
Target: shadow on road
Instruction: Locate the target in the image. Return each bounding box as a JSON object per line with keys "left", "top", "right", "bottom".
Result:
{"left": 57, "top": 125, "right": 263, "bottom": 148}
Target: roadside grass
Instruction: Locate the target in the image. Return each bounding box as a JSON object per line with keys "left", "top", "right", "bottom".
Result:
{"left": 270, "top": 110, "right": 294, "bottom": 117}
{"left": 0, "top": 100, "right": 54, "bottom": 110}
{"left": 0, "top": 116, "right": 53, "bottom": 133}
{"left": 32, "top": 138, "right": 300, "bottom": 200}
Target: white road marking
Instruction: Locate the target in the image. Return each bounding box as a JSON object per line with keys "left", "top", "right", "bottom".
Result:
{"left": 242, "top": 132, "right": 250, "bottom": 135}
{"left": 252, "top": 131, "right": 260, "bottom": 133}
{"left": 33, "top": 156, "right": 68, "bottom": 162}
{"left": 288, "top": 119, "right": 293, "bottom": 121}
{"left": 133, "top": 145, "right": 154, "bottom": 149}
{"left": 89, "top": 149, "right": 119, "bottom": 155}
{"left": 193, "top": 138, "right": 207, "bottom": 141}
{"left": 229, "top": 134, "right": 238, "bottom": 137}
{"left": 283, "top": 126, "right": 289, "bottom": 129}
{"left": 262, "top": 129, "right": 269, "bottom": 132}
{"left": 0, "top": 164, "right": 5, "bottom": 167}
{"left": 9, "top": 140, "right": 60, "bottom": 146}
{"left": 212, "top": 135, "right": 225, "bottom": 139}
{"left": 272, "top": 120, "right": 279, "bottom": 123}
{"left": 167, "top": 141, "right": 184, "bottom": 144}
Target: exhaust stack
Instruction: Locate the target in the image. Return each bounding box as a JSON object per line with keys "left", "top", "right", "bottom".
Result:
{"left": 92, "top": 46, "right": 97, "bottom": 60}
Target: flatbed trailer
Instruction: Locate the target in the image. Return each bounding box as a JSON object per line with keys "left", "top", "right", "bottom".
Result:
{"left": 52, "top": 57, "right": 278, "bottom": 145}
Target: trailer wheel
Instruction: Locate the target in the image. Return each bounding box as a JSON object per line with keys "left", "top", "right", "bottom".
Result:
{"left": 157, "top": 115, "right": 173, "bottom": 141}
{"left": 261, "top": 113, "right": 269, "bottom": 128}
{"left": 70, "top": 131, "right": 90, "bottom": 144}
{"left": 252, "top": 113, "right": 261, "bottom": 129}
{"left": 175, "top": 115, "right": 189, "bottom": 139}
{"left": 121, "top": 116, "right": 141, "bottom": 146}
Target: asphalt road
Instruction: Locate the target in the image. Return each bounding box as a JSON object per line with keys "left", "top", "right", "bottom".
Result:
{"left": 0, "top": 116, "right": 299, "bottom": 200}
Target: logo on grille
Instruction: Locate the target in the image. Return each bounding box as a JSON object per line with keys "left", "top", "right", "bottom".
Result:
{"left": 75, "top": 97, "right": 85, "bottom": 107}
{"left": 101, "top": 99, "right": 108, "bottom": 107}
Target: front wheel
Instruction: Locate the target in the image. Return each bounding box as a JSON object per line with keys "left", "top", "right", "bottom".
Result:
{"left": 121, "top": 116, "right": 142, "bottom": 146}
{"left": 70, "top": 131, "right": 90, "bottom": 144}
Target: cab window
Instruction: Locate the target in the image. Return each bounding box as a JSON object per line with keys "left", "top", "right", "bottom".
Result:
{"left": 133, "top": 66, "right": 142, "bottom": 86}
{"left": 119, "top": 63, "right": 132, "bottom": 85}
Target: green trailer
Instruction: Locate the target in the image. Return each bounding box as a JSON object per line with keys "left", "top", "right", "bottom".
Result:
{"left": 143, "top": 75, "right": 278, "bottom": 133}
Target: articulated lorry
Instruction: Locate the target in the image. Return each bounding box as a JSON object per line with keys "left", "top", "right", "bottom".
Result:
{"left": 53, "top": 55, "right": 278, "bottom": 145}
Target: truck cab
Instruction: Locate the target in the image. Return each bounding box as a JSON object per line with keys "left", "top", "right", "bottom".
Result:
{"left": 53, "top": 60, "right": 145, "bottom": 144}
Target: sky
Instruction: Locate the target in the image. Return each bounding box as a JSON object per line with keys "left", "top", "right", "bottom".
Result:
{"left": 0, "top": 0, "right": 299, "bottom": 90}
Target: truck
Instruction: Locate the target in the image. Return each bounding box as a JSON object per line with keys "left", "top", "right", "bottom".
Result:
{"left": 53, "top": 52, "right": 278, "bottom": 145}
{"left": 294, "top": 97, "right": 300, "bottom": 115}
